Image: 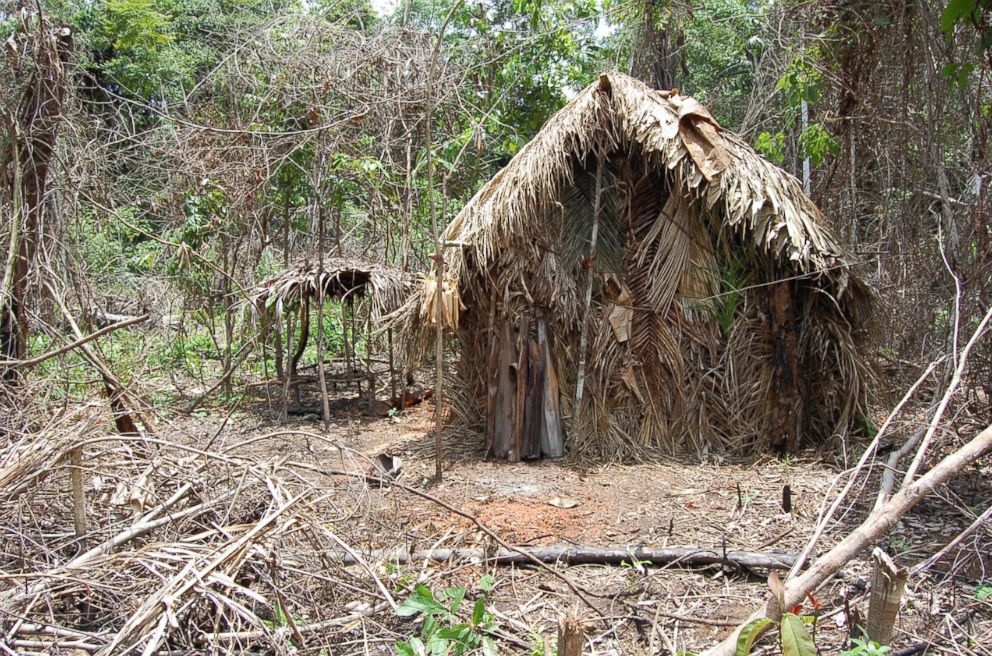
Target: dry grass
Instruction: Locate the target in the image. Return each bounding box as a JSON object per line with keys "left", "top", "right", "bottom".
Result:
{"left": 1, "top": 393, "right": 988, "bottom": 656}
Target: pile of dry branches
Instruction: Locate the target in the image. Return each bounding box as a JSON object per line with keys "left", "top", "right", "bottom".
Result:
{"left": 0, "top": 404, "right": 410, "bottom": 655}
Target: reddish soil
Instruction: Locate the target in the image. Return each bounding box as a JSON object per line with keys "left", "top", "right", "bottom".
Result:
{"left": 186, "top": 395, "right": 991, "bottom": 654}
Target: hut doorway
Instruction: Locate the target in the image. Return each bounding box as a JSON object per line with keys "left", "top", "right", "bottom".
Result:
{"left": 487, "top": 313, "right": 565, "bottom": 461}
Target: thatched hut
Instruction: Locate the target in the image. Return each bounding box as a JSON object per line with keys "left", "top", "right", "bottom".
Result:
{"left": 245, "top": 257, "right": 412, "bottom": 397}
{"left": 402, "top": 72, "right": 872, "bottom": 461}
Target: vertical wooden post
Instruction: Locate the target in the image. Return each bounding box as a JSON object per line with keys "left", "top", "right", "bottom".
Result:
{"left": 557, "top": 613, "right": 586, "bottom": 656}
{"left": 70, "top": 446, "right": 87, "bottom": 543}
{"left": 281, "top": 309, "right": 294, "bottom": 421}
{"left": 539, "top": 318, "right": 565, "bottom": 458}
{"left": 365, "top": 312, "right": 374, "bottom": 405}
{"left": 314, "top": 159, "right": 332, "bottom": 433}
{"left": 387, "top": 327, "right": 397, "bottom": 406}
{"left": 866, "top": 548, "right": 907, "bottom": 645}
{"left": 423, "top": 0, "right": 463, "bottom": 484}
{"left": 511, "top": 316, "right": 530, "bottom": 462}
{"left": 768, "top": 278, "right": 802, "bottom": 453}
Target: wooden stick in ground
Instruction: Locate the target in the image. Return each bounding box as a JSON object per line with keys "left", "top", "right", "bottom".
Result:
{"left": 866, "top": 548, "right": 907, "bottom": 645}
{"left": 424, "top": 0, "right": 463, "bottom": 484}
{"left": 557, "top": 613, "right": 586, "bottom": 656}
{"left": 700, "top": 422, "right": 992, "bottom": 656}
{"left": 70, "top": 446, "right": 87, "bottom": 542}
{"left": 315, "top": 203, "right": 332, "bottom": 433}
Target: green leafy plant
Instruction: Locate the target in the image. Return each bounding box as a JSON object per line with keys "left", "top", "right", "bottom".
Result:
{"left": 842, "top": 635, "right": 892, "bottom": 656}
{"left": 754, "top": 131, "right": 787, "bottom": 165}
{"left": 798, "top": 123, "right": 839, "bottom": 167}
{"left": 976, "top": 584, "right": 992, "bottom": 601}
{"left": 736, "top": 573, "right": 818, "bottom": 656}
{"left": 709, "top": 256, "right": 749, "bottom": 338}
{"left": 396, "top": 576, "right": 498, "bottom": 656}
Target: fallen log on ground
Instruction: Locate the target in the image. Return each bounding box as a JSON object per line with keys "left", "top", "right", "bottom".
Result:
{"left": 340, "top": 544, "right": 800, "bottom": 570}
{"left": 701, "top": 422, "right": 992, "bottom": 656}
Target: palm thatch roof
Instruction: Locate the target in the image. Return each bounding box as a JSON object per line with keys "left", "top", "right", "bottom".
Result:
{"left": 401, "top": 71, "right": 872, "bottom": 461}
{"left": 246, "top": 257, "right": 412, "bottom": 322}
{"left": 426, "top": 74, "right": 865, "bottom": 328}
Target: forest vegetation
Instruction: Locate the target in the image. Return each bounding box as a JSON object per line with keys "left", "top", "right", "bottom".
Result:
{"left": 0, "top": 0, "right": 990, "bottom": 654}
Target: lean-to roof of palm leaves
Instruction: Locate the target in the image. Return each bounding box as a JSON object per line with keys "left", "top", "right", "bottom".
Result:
{"left": 245, "top": 257, "right": 412, "bottom": 322}
{"left": 434, "top": 71, "right": 867, "bottom": 315}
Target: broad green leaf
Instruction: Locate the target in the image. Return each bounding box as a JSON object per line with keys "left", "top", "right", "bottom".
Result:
{"left": 397, "top": 585, "right": 448, "bottom": 617}
{"left": 428, "top": 636, "right": 449, "bottom": 656}
{"left": 479, "top": 574, "right": 495, "bottom": 592}
{"left": 482, "top": 636, "right": 499, "bottom": 656}
{"left": 472, "top": 598, "right": 486, "bottom": 625}
{"left": 941, "top": 0, "right": 978, "bottom": 34}
{"left": 735, "top": 617, "right": 773, "bottom": 656}
{"left": 439, "top": 624, "right": 471, "bottom": 638}
{"left": 396, "top": 595, "right": 447, "bottom": 617}
{"left": 404, "top": 637, "right": 427, "bottom": 656}
{"left": 780, "top": 613, "right": 816, "bottom": 656}
{"left": 444, "top": 587, "right": 466, "bottom": 614}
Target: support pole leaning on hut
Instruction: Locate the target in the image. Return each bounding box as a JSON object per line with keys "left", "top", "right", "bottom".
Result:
{"left": 314, "top": 169, "right": 332, "bottom": 432}
{"left": 424, "top": 0, "right": 462, "bottom": 484}
{"left": 571, "top": 154, "right": 605, "bottom": 441}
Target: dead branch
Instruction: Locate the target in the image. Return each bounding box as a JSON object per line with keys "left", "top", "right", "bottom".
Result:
{"left": 1, "top": 313, "right": 148, "bottom": 368}
{"left": 96, "top": 492, "right": 309, "bottom": 655}
{"left": 879, "top": 303, "right": 992, "bottom": 507}
{"left": 338, "top": 544, "right": 800, "bottom": 571}
{"left": 50, "top": 285, "right": 154, "bottom": 436}
{"left": 701, "top": 422, "right": 992, "bottom": 656}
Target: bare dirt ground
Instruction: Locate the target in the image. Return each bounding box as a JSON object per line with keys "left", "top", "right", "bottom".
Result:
{"left": 189, "top": 393, "right": 992, "bottom": 656}
{"left": 3, "top": 381, "right": 988, "bottom": 656}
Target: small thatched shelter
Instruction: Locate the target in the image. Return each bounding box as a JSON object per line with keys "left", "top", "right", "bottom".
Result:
{"left": 246, "top": 257, "right": 410, "bottom": 323}
{"left": 246, "top": 257, "right": 412, "bottom": 396}
{"left": 401, "top": 72, "right": 872, "bottom": 461}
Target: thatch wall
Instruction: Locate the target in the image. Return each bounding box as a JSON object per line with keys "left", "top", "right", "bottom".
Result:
{"left": 401, "top": 72, "right": 872, "bottom": 461}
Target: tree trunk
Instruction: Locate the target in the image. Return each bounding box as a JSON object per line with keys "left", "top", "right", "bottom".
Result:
{"left": 1, "top": 21, "right": 73, "bottom": 383}
{"left": 629, "top": 0, "right": 685, "bottom": 90}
